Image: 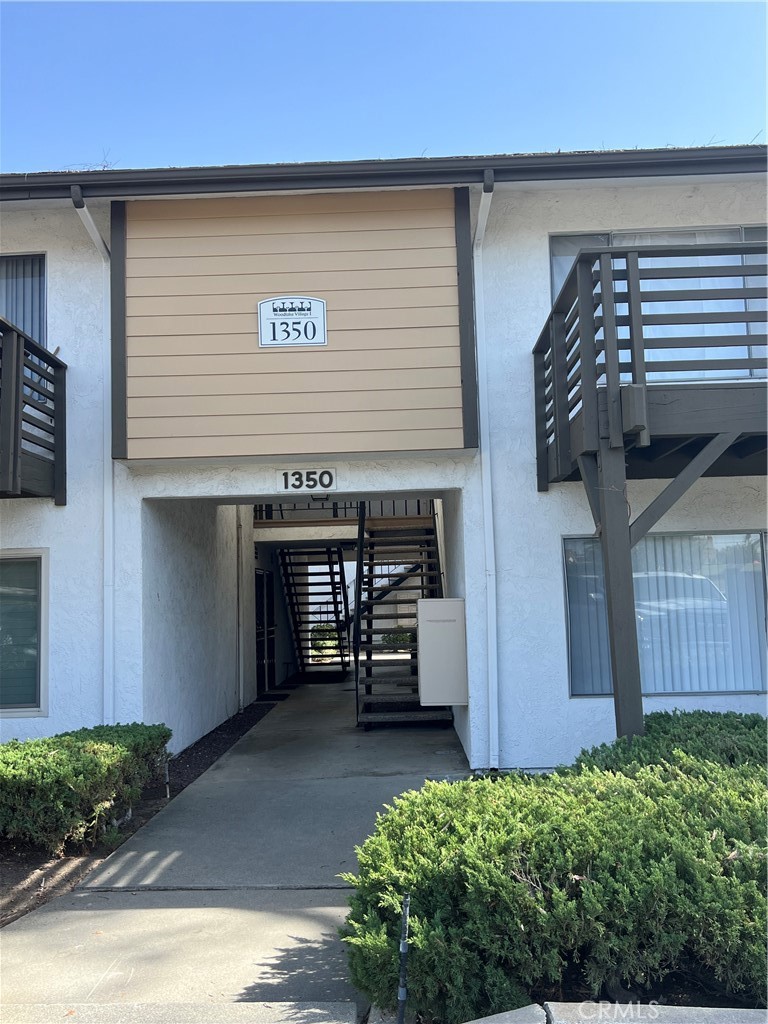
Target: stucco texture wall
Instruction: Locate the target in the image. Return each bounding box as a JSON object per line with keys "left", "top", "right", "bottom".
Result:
{"left": 0, "top": 203, "right": 110, "bottom": 739}
{"left": 141, "top": 499, "right": 240, "bottom": 753}
{"left": 481, "top": 176, "right": 767, "bottom": 768}
{"left": 113, "top": 456, "right": 487, "bottom": 765}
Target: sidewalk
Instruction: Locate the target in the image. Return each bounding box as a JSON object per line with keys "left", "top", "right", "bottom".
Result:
{"left": 0, "top": 681, "right": 468, "bottom": 1024}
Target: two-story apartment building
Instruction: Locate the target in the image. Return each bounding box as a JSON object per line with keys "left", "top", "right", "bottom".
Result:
{"left": 0, "top": 146, "right": 765, "bottom": 769}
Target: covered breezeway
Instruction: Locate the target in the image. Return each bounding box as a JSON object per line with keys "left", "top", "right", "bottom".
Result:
{"left": 139, "top": 489, "right": 475, "bottom": 762}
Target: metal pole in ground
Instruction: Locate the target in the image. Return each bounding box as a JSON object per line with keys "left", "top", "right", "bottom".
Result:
{"left": 396, "top": 893, "right": 411, "bottom": 1024}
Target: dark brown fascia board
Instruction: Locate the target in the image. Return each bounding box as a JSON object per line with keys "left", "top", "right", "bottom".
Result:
{"left": 1, "top": 146, "right": 765, "bottom": 201}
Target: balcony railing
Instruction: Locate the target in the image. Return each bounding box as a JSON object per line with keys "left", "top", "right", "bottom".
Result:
{"left": 533, "top": 241, "right": 767, "bottom": 489}
{"left": 0, "top": 318, "right": 67, "bottom": 504}
{"left": 254, "top": 499, "right": 434, "bottom": 523}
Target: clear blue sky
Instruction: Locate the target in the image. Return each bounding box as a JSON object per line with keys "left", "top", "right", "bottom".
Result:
{"left": 1, "top": 1, "right": 765, "bottom": 173}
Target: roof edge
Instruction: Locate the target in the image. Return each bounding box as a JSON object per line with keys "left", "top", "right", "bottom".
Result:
{"left": 1, "top": 145, "right": 765, "bottom": 201}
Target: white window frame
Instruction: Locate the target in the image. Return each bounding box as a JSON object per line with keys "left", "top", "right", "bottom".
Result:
{"left": 562, "top": 530, "right": 768, "bottom": 699}
{"left": 0, "top": 548, "right": 49, "bottom": 718}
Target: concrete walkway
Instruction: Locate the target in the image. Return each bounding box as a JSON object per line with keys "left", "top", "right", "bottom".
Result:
{"left": 0, "top": 681, "right": 468, "bottom": 1024}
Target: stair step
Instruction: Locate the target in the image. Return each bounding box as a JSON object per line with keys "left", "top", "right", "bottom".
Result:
{"left": 360, "top": 583, "right": 432, "bottom": 591}
{"left": 294, "top": 624, "right": 343, "bottom": 629}
{"left": 358, "top": 673, "right": 419, "bottom": 683}
{"left": 364, "top": 535, "right": 436, "bottom": 544}
{"left": 367, "top": 521, "right": 434, "bottom": 529}
{"left": 361, "top": 692, "right": 420, "bottom": 704}
{"left": 358, "top": 709, "right": 453, "bottom": 724}
{"left": 358, "top": 642, "right": 418, "bottom": 651}
{"left": 280, "top": 548, "right": 346, "bottom": 555}
{"left": 281, "top": 569, "right": 338, "bottom": 576}
{"left": 358, "top": 612, "right": 425, "bottom": 620}
{"left": 364, "top": 538, "right": 436, "bottom": 547}
{"left": 358, "top": 627, "right": 416, "bottom": 634}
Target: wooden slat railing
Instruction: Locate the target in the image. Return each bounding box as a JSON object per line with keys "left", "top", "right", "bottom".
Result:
{"left": 533, "top": 241, "right": 767, "bottom": 489}
{"left": 0, "top": 317, "right": 67, "bottom": 504}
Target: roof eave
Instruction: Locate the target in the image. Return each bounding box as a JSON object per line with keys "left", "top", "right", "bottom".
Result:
{"left": 1, "top": 146, "right": 765, "bottom": 202}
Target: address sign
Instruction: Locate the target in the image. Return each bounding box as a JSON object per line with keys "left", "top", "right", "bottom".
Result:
{"left": 258, "top": 296, "right": 327, "bottom": 348}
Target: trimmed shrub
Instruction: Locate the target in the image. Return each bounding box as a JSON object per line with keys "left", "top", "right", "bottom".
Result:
{"left": 573, "top": 710, "right": 766, "bottom": 773}
{"left": 0, "top": 723, "right": 171, "bottom": 853}
{"left": 342, "top": 720, "right": 767, "bottom": 1022}
{"left": 379, "top": 629, "right": 416, "bottom": 649}
{"left": 311, "top": 622, "right": 340, "bottom": 657}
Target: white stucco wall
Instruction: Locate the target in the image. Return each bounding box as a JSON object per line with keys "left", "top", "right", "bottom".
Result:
{"left": 141, "top": 499, "right": 240, "bottom": 753}
{"left": 2, "top": 172, "right": 765, "bottom": 771}
{"left": 0, "top": 203, "right": 109, "bottom": 740}
{"left": 481, "top": 175, "right": 767, "bottom": 768}
{"left": 111, "top": 458, "right": 488, "bottom": 766}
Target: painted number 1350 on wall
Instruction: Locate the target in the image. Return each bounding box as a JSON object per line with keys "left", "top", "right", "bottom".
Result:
{"left": 277, "top": 469, "right": 337, "bottom": 492}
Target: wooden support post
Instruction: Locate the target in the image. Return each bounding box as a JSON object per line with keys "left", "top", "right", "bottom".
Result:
{"left": 53, "top": 361, "right": 67, "bottom": 506}
{"left": 576, "top": 454, "right": 601, "bottom": 532}
{"left": 629, "top": 432, "right": 739, "bottom": 548}
{"left": 533, "top": 348, "right": 550, "bottom": 491}
{"left": 625, "top": 252, "right": 649, "bottom": 447}
{"left": 576, "top": 258, "right": 600, "bottom": 453}
{"left": 0, "top": 329, "right": 23, "bottom": 495}
{"left": 599, "top": 254, "right": 624, "bottom": 449}
{"left": 550, "top": 312, "right": 571, "bottom": 478}
{"left": 596, "top": 436, "right": 645, "bottom": 740}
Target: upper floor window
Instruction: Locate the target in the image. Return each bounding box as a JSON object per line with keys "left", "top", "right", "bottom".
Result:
{"left": 550, "top": 226, "right": 767, "bottom": 382}
{"left": 550, "top": 226, "right": 767, "bottom": 298}
{"left": 0, "top": 254, "right": 46, "bottom": 345}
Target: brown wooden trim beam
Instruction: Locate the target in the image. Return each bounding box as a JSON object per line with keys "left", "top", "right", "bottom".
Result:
{"left": 596, "top": 436, "right": 645, "bottom": 739}
{"left": 629, "top": 431, "right": 740, "bottom": 547}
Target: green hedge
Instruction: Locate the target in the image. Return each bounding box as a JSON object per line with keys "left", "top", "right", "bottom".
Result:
{"left": 0, "top": 723, "right": 171, "bottom": 853}
{"left": 342, "top": 713, "right": 767, "bottom": 1023}
{"left": 572, "top": 710, "right": 766, "bottom": 773}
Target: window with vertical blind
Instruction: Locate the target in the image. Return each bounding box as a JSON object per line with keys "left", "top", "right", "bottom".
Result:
{"left": 550, "top": 227, "right": 767, "bottom": 382}
{"left": 564, "top": 533, "right": 767, "bottom": 696}
{"left": 0, "top": 254, "right": 46, "bottom": 344}
{"left": 0, "top": 556, "right": 44, "bottom": 711}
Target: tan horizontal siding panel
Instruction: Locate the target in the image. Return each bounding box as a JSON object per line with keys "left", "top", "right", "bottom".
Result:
{"left": 127, "top": 386, "right": 463, "bottom": 419}
{"left": 126, "top": 426, "right": 465, "bottom": 460}
{"left": 127, "top": 190, "right": 453, "bottom": 223}
{"left": 126, "top": 265, "right": 457, "bottom": 298}
{"left": 126, "top": 306, "right": 458, "bottom": 339}
{"left": 125, "top": 228, "right": 456, "bottom": 268}
{"left": 121, "top": 190, "right": 467, "bottom": 459}
{"left": 127, "top": 208, "right": 454, "bottom": 248}
{"left": 129, "top": 407, "right": 463, "bottom": 439}
{"left": 126, "top": 287, "right": 458, "bottom": 318}
{"left": 126, "top": 365, "right": 462, "bottom": 398}
{"left": 128, "top": 325, "right": 459, "bottom": 357}
{"left": 127, "top": 345, "right": 460, "bottom": 378}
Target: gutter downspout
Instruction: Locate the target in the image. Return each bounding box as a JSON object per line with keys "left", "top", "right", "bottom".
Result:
{"left": 473, "top": 170, "right": 499, "bottom": 769}
{"left": 71, "top": 186, "right": 114, "bottom": 724}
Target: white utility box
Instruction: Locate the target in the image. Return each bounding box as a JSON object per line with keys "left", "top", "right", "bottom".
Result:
{"left": 417, "top": 599, "right": 468, "bottom": 706}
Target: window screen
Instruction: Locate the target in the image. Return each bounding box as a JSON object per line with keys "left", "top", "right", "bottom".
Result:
{"left": 0, "top": 255, "right": 46, "bottom": 344}
{"left": 0, "top": 558, "right": 42, "bottom": 709}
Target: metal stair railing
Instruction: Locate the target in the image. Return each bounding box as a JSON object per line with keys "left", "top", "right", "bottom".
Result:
{"left": 352, "top": 502, "right": 366, "bottom": 722}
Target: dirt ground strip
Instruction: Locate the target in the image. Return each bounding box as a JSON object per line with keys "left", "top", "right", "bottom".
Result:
{"left": 0, "top": 697, "right": 278, "bottom": 927}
